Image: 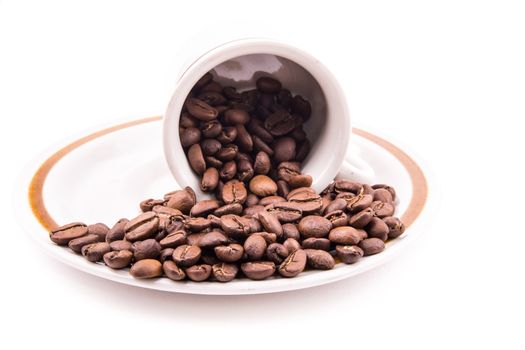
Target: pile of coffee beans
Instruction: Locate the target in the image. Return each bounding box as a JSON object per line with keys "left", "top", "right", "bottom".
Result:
{"left": 47, "top": 73, "right": 405, "bottom": 282}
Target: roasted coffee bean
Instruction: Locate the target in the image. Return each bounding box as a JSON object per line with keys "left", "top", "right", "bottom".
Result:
{"left": 283, "top": 238, "right": 301, "bottom": 253}
{"left": 140, "top": 199, "right": 165, "bottom": 212}
{"left": 106, "top": 218, "right": 129, "bottom": 242}
{"left": 291, "top": 95, "right": 311, "bottom": 120}
{"left": 212, "top": 262, "right": 238, "bottom": 282}
{"left": 103, "top": 250, "right": 133, "bottom": 269}
{"left": 214, "top": 243, "right": 244, "bottom": 262}
{"left": 124, "top": 212, "right": 159, "bottom": 242}
{"left": 252, "top": 135, "right": 274, "bottom": 156}
{"left": 290, "top": 126, "right": 307, "bottom": 141}
{"left": 131, "top": 239, "right": 161, "bottom": 261}
{"left": 172, "top": 245, "right": 201, "bottom": 267}
{"left": 279, "top": 249, "right": 306, "bottom": 277}
{"left": 258, "top": 196, "right": 285, "bottom": 206}
{"left": 244, "top": 193, "right": 259, "bottom": 207}
{"left": 282, "top": 223, "right": 300, "bottom": 240}
{"left": 298, "top": 215, "right": 332, "bottom": 238}
{"left": 185, "top": 98, "right": 218, "bottom": 121}
{"left": 295, "top": 140, "right": 311, "bottom": 162}
{"left": 359, "top": 238, "right": 385, "bottom": 256}
{"left": 181, "top": 127, "right": 201, "bottom": 147}
{"left": 323, "top": 210, "right": 348, "bottom": 227}
{"left": 236, "top": 158, "right": 254, "bottom": 182}
{"left": 216, "top": 126, "right": 238, "bottom": 145}
{"left": 366, "top": 217, "right": 389, "bottom": 241}
{"left": 373, "top": 188, "right": 394, "bottom": 204}
{"left": 198, "top": 231, "right": 229, "bottom": 248}
{"left": 234, "top": 124, "right": 253, "bottom": 152}
{"left": 328, "top": 226, "right": 362, "bottom": 245}
{"left": 205, "top": 156, "right": 223, "bottom": 169}
{"left": 81, "top": 242, "right": 111, "bottom": 262}
{"left": 200, "top": 167, "right": 219, "bottom": 192}
{"left": 201, "top": 120, "right": 223, "bottom": 138}
{"left": 349, "top": 208, "right": 375, "bottom": 229}
{"left": 277, "top": 161, "right": 301, "bottom": 182}
{"left": 370, "top": 201, "right": 395, "bottom": 218}
{"left": 50, "top": 222, "right": 88, "bottom": 245}
{"left": 220, "top": 214, "right": 251, "bottom": 238}
{"left": 219, "top": 160, "right": 237, "bottom": 181}
{"left": 243, "top": 205, "right": 265, "bottom": 217}
{"left": 184, "top": 217, "right": 211, "bottom": 232}
{"left": 186, "top": 232, "right": 206, "bottom": 246}
{"left": 241, "top": 261, "right": 276, "bottom": 280}
{"left": 249, "top": 175, "right": 277, "bottom": 197}
{"left": 288, "top": 174, "right": 312, "bottom": 189}
{"left": 264, "top": 110, "right": 300, "bottom": 136}
{"left": 347, "top": 194, "right": 374, "bottom": 213}
{"left": 254, "top": 231, "right": 277, "bottom": 244}
{"left": 187, "top": 144, "right": 206, "bottom": 175}
{"left": 190, "top": 199, "right": 219, "bottom": 217}
{"left": 109, "top": 240, "right": 132, "bottom": 251}
{"left": 180, "top": 112, "right": 199, "bottom": 128}
{"left": 201, "top": 139, "right": 222, "bottom": 156}
{"left": 288, "top": 189, "right": 322, "bottom": 214}
{"left": 266, "top": 243, "right": 289, "bottom": 264}
{"left": 130, "top": 259, "right": 162, "bottom": 279}
{"left": 256, "top": 76, "right": 282, "bottom": 94}
{"left": 163, "top": 260, "right": 186, "bottom": 281}
{"left": 166, "top": 187, "right": 196, "bottom": 214}
{"left": 334, "top": 180, "right": 363, "bottom": 194}
{"left": 221, "top": 180, "right": 248, "bottom": 204}
{"left": 224, "top": 109, "right": 250, "bottom": 125}
{"left": 257, "top": 211, "right": 283, "bottom": 237}
{"left": 252, "top": 151, "right": 271, "bottom": 175}
{"left": 302, "top": 237, "right": 331, "bottom": 251}
{"left": 193, "top": 72, "right": 213, "bottom": 91}
{"left": 247, "top": 119, "right": 274, "bottom": 144}
{"left": 87, "top": 223, "right": 109, "bottom": 240}
{"left": 383, "top": 216, "right": 405, "bottom": 239}
{"left": 277, "top": 180, "right": 290, "bottom": 197}
{"left": 215, "top": 143, "right": 239, "bottom": 161}
{"left": 222, "top": 86, "right": 242, "bottom": 101}
{"left": 198, "top": 91, "right": 226, "bottom": 106}
{"left": 244, "top": 234, "right": 267, "bottom": 260}
{"left": 185, "top": 264, "right": 212, "bottom": 281}
{"left": 68, "top": 234, "right": 102, "bottom": 253}
{"left": 273, "top": 137, "right": 296, "bottom": 163}
{"left": 304, "top": 249, "right": 335, "bottom": 270}
{"left": 336, "top": 245, "right": 364, "bottom": 264}
{"left": 265, "top": 202, "right": 303, "bottom": 223}
{"left": 372, "top": 184, "right": 396, "bottom": 201}
{"left": 323, "top": 198, "right": 347, "bottom": 215}
{"left": 201, "top": 81, "right": 223, "bottom": 93}
{"left": 277, "top": 89, "right": 293, "bottom": 107}
{"left": 213, "top": 203, "right": 243, "bottom": 217}
{"left": 159, "top": 248, "right": 175, "bottom": 263}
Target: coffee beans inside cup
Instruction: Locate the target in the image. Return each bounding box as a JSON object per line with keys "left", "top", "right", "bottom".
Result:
{"left": 48, "top": 73, "right": 405, "bottom": 282}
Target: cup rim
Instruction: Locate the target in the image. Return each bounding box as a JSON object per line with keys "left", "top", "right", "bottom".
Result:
{"left": 163, "top": 38, "right": 350, "bottom": 197}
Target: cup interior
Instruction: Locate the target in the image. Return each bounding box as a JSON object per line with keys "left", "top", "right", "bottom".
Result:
{"left": 164, "top": 39, "right": 350, "bottom": 197}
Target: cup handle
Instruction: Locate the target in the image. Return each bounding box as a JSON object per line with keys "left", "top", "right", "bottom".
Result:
{"left": 335, "top": 142, "right": 375, "bottom": 183}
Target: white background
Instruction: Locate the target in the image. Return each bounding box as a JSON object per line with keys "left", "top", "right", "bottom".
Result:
{"left": 1, "top": 1, "right": 524, "bottom": 349}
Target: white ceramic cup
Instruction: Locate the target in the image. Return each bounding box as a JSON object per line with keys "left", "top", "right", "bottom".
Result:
{"left": 164, "top": 38, "right": 374, "bottom": 197}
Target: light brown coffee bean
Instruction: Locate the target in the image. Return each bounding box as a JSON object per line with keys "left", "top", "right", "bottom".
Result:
{"left": 212, "top": 263, "right": 239, "bottom": 282}
{"left": 244, "top": 234, "right": 267, "bottom": 260}
{"left": 172, "top": 245, "right": 202, "bottom": 267}
{"left": 163, "top": 260, "right": 186, "bottom": 281}
{"left": 68, "top": 234, "right": 102, "bottom": 253}
{"left": 50, "top": 222, "right": 88, "bottom": 246}
{"left": 130, "top": 259, "right": 162, "bottom": 279}
{"left": 241, "top": 261, "right": 276, "bottom": 280}
{"left": 185, "top": 264, "right": 212, "bottom": 282}
{"left": 214, "top": 243, "right": 244, "bottom": 262}
{"left": 124, "top": 212, "right": 159, "bottom": 242}
{"left": 132, "top": 239, "right": 161, "bottom": 261}
{"left": 278, "top": 249, "right": 306, "bottom": 277}
{"left": 81, "top": 242, "right": 111, "bottom": 262}
{"left": 249, "top": 175, "right": 278, "bottom": 197}
{"left": 328, "top": 226, "right": 362, "bottom": 245}
{"left": 103, "top": 250, "right": 133, "bottom": 269}
{"left": 298, "top": 215, "right": 332, "bottom": 238}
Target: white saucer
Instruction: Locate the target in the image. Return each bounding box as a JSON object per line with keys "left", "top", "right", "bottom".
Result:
{"left": 14, "top": 116, "right": 431, "bottom": 295}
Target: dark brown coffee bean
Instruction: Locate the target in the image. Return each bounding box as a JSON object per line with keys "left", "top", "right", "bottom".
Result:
{"left": 249, "top": 175, "right": 277, "bottom": 197}
{"left": 359, "top": 238, "right": 385, "bottom": 256}
{"left": 163, "top": 260, "right": 186, "bottom": 281}
{"left": 283, "top": 238, "right": 301, "bottom": 253}
{"left": 215, "top": 143, "right": 238, "bottom": 161}
{"left": 265, "top": 202, "right": 303, "bottom": 223}
{"left": 251, "top": 135, "right": 274, "bottom": 156}
{"left": 220, "top": 214, "right": 251, "bottom": 238}
{"left": 86, "top": 223, "right": 109, "bottom": 241}
{"left": 328, "top": 226, "right": 362, "bottom": 245}
{"left": 266, "top": 243, "right": 289, "bottom": 264}
{"left": 201, "top": 120, "right": 222, "bottom": 138}
{"left": 247, "top": 119, "right": 274, "bottom": 143}
{"left": 81, "top": 242, "right": 110, "bottom": 262}
{"left": 213, "top": 203, "right": 243, "bottom": 217}
{"left": 273, "top": 137, "right": 296, "bottom": 163}
{"left": 334, "top": 180, "right": 363, "bottom": 194}
{"left": 252, "top": 151, "right": 270, "bottom": 175}
{"left": 290, "top": 125, "right": 307, "bottom": 141}
{"left": 212, "top": 262, "right": 238, "bottom": 282}
{"left": 336, "top": 245, "right": 364, "bottom": 264}
{"left": 253, "top": 231, "right": 276, "bottom": 244}
{"left": 158, "top": 230, "right": 187, "bottom": 249}
{"left": 205, "top": 156, "right": 223, "bottom": 169}
{"left": 235, "top": 124, "right": 253, "bottom": 152}
{"left": 160, "top": 248, "right": 174, "bottom": 263}
{"left": 370, "top": 201, "right": 395, "bottom": 218}
{"left": 130, "top": 259, "right": 162, "bottom": 279}
{"left": 373, "top": 188, "right": 394, "bottom": 204}
{"left": 257, "top": 211, "right": 283, "bottom": 237}
{"left": 295, "top": 140, "right": 311, "bottom": 162}
{"left": 103, "top": 250, "right": 133, "bottom": 269}
{"left": 50, "top": 222, "right": 88, "bottom": 246}
{"left": 383, "top": 216, "right": 405, "bottom": 239}
{"left": 200, "top": 139, "right": 222, "bottom": 156}
{"left": 282, "top": 223, "right": 300, "bottom": 240}
{"left": 372, "top": 184, "right": 396, "bottom": 201}
{"left": 190, "top": 199, "right": 219, "bottom": 217}
{"left": 185, "top": 264, "right": 212, "bottom": 281}
{"left": 244, "top": 193, "right": 259, "bottom": 207}
{"left": 288, "top": 174, "right": 312, "bottom": 189}
{"left": 105, "top": 218, "right": 129, "bottom": 242}
{"left": 218, "top": 160, "right": 236, "bottom": 181}
{"left": 277, "top": 89, "right": 292, "bottom": 107}
{"left": 236, "top": 159, "right": 254, "bottom": 182}
{"left": 140, "top": 199, "right": 165, "bottom": 212}
{"left": 124, "top": 212, "right": 159, "bottom": 242}
{"left": 243, "top": 205, "right": 265, "bottom": 217}
{"left": 187, "top": 144, "right": 206, "bottom": 175}
{"left": 278, "top": 249, "right": 306, "bottom": 277}
{"left": 241, "top": 261, "right": 276, "bottom": 280}
{"left": 256, "top": 77, "right": 282, "bottom": 94}
{"left": 132, "top": 239, "right": 161, "bottom": 261}
{"left": 184, "top": 217, "right": 210, "bottom": 232}
{"left": 264, "top": 110, "right": 300, "bottom": 136}
{"left": 166, "top": 187, "right": 196, "bottom": 214}
{"left": 304, "top": 249, "right": 335, "bottom": 270}
{"left": 291, "top": 95, "right": 311, "bottom": 120}
{"left": 181, "top": 127, "right": 201, "bottom": 147}
{"left": 323, "top": 198, "right": 347, "bottom": 215}
{"left": 349, "top": 208, "right": 375, "bottom": 229}
{"left": 152, "top": 205, "right": 182, "bottom": 227}
{"left": 366, "top": 217, "right": 389, "bottom": 241}
{"left": 222, "top": 86, "right": 242, "bottom": 101}
{"left": 198, "top": 91, "right": 226, "bottom": 106}
{"left": 200, "top": 167, "right": 219, "bottom": 192}
{"left": 347, "top": 194, "right": 374, "bottom": 213}
{"left": 244, "top": 234, "right": 267, "bottom": 260}
{"left": 68, "top": 234, "right": 102, "bottom": 253}
{"left": 277, "top": 180, "right": 290, "bottom": 197}
{"left": 186, "top": 232, "right": 206, "bottom": 246}
{"left": 221, "top": 180, "right": 247, "bottom": 204}
{"left": 109, "top": 240, "right": 132, "bottom": 251}
{"left": 277, "top": 161, "right": 301, "bottom": 182}
{"left": 323, "top": 210, "right": 348, "bottom": 227}
{"left": 180, "top": 112, "right": 199, "bottom": 128}
{"left": 193, "top": 72, "right": 213, "bottom": 91}
{"left": 298, "top": 215, "right": 332, "bottom": 238}
{"left": 288, "top": 189, "right": 323, "bottom": 214}
{"left": 217, "top": 126, "right": 238, "bottom": 145}
{"left": 198, "top": 231, "right": 229, "bottom": 248}
{"left": 224, "top": 109, "right": 250, "bottom": 125}
{"left": 172, "top": 245, "right": 201, "bottom": 267}
{"left": 214, "top": 243, "right": 244, "bottom": 262}
{"left": 200, "top": 81, "right": 223, "bottom": 93}
{"left": 302, "top": 237, "right": 331, "bottom": 251}
{"left": 185, "top": 98, "right": 218, "bottom": 121}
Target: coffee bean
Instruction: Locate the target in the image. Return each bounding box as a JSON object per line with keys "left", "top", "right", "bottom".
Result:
{"left": 328, "top": 226, "right": 362, "bottom": 245}
{"left": 264, "top": 110, "right": 301, "bottom": 136}
{"left": 273, "top": 137, "right": 296, "bottom": 163}
{"left": 198, "top": 231, "right": 229, "bottom": 248}
{"left": 180, "top": 112, "right": 199, "bottom": 128}
{"left": 130, "top": 259, "right": 162, "bottom": 279}
{"left": 291, "top": 95, "right": 311, "bottom": 120}
{"left": 288, "top": 174, "right": 312, "bottom": 189}
{"left": 85, "top": 223, "right": 109, "bottom": 241}
{"left": 254, "top": 231, "right": 277, "bottom": 244}
{"left": 277, "top": 89, "right": 293, "bottom": 107}
{"left": 215, "top": 143, "right": 239, "bottom": 162}
{"left": 323, "top": 210, "right": 348, "bottom": 227}
{"left": 257, "top": 211, "right": 283, "bottom": 237}
{"left": 298, "top": 215, "right": 332, "bottom": 238}
{"left": 252, "top": 135, "right": 274, "bottom": 156}
{"left": 198, "top": 91, "right": 226, "bottom": 106}
{"left": 181, "top": 127, "right": 201, "bottom": 147}
{"left": 201, "top": 167, "right": 219, "bottom": 192}
{"left": 288, "top": 188, "right": 322, "bottom": 214}
{"left": 249, "top": 175, "right": 277, "bottom": 197}
{"left": 190, "top": 199, "right": 219, "bottom": 217}
{"left": 193, "top": 72, "right": 213, "bottom": 91}
{"left": 201, "top": 139, "right": 222, "bottom": 156}
{"left": 244, "top": 193, "right": 260, "bottom": 207}
{"left": 214, "top": 243, "right": 244, "bottom": 262}
{"left": 347, "top": 194, "right": 374, "bottom": 213}
{"left": 237, "top": 158, "right": 254, "bottom": 182}
{"left": 383, "top": 216, "right": 405, "bottom": 239}
{"left": 241, "top": 261, "right": 276, "bottom": 280}
{"left": 349, "top": 208, "right": 375, "bottom": 229}
{"left": 124, "top": 212, "right": 159, "bottom": 242}
{"left": 219, "top": 160, "right": 237, "bottom": 181}
{"left": 163, "top": 260, "right": 186, "bottom": 281}
{"left": 282, "top": 223, "right": 300, "bottom": 240}
{"left": 185, "top": 98, "right": 218, "bottom": 121}
{"left": 213, "top": 203, "right": 243, "bottom": 217}
{"left": 224, "top": 109, "right": 250, "bottom": 125}
{"left": 277, "top": 161, "right": 301, "bottom": 182}
{"left": 373, "top": 188, "right": 394, "bottom": 204}
{"left": 358, "top": 238, "right": 385, "bottom": 256}
{"left": 166, "top": 187, "right": 196, "bottom": 214}
{"left": 187, "top": 144, "right": 206, "bottom": 175}
{"left": 295, "top": 140, "right": 311, "bottom": 162}
{"left": 105, "top": 218, "right": 129, "bottom": 243}
{"left": 370, "top": 201, "right": 395, "bottom": 218}
{"left": 132, "top": 239, "right": 161, "bottom": 261}
{"left": 304, "top": 249, "right": 335, "bottom": 270}
{"left": 256, "top": 77, "right": 282, "bottom": 94}
{"left": 278, "top": 249, "right": 306, "bottom": 277}
{"left": 266, "top": 243, "right": 289, "bottom": 264}
{"left": 185, "top": 217, "right": 211, "bottom": 232}
{"left": 244, "top": 234, "right": 267, "bottom": 260}
{"left": 185, "top": 264, "right": 212, "bottom": 282}
{"left": 221, "top": 180, "right": 248, "bottom": 204}
{"left": 243, "top": 205, "right": 265, "bottom": 217}
{"left": 205, "top": 156, "right": 223, "bottom": 169}
{"left": 283, "top": 238, "right": 301, "bottom": 253}
{"left": 201, "top": 120, "right": 222, "bottom": 139}
{"left": 201, "top": 81, "right": 223, "bottom": 94}
{"left": 323, "top": 198, "right": 347, "bottom": 215}
{"left": 68, "top": 234, "right": 102, "bottom": 253}
{"left": 220, "top": 214, "right": 252, "bottom": 238}
{"left": 222, "top": 86, "right": 242, "bottom": 101}
{"left": 172, "top": 245, "right": 201, "bottom": 267}
{"left": 252, "top": 151, "right": 271, "bottom": 175}
{"left": 247, "top": 119, "right": 274, "bottom": 144}
{"left": 216, "top": 126, "right": 238, "bottom": 145}
{"left": 336, "top": 245, "right": 364, "bottom": 264}
{"left": 140, "top": 199, "right": 165, "bottom": 212}
{"left": 81, "top": 242, "right": 111, "bottom": 262}
{"left": 277, "top": 180, "right": 290, "bottom": 197}
{"left": 372, "top": 184, "right": 396, "bottom": 201}
{"left": 50, "top": 222, "right": 88, "bottom": 245}
{"left": 159, "top": 248, "right": 175, "bottom": 263}
{"left": 212, "top": 263, "right": 239, "bottom": 282}
{"left": 366, "top": 217, "right": 389, "bottom": 241}
{"left": 103, "top": 250, "right": 133, "bottom": 269}
{"left": 334, "top": 180, "right": 363, "bottom": 194}
{"left": 302, "top": 237, "right": 331, "bottom": 251}
{"left": 109, "top": 240, "right": 132, "bottom": 251}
